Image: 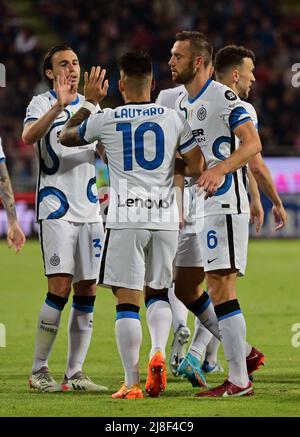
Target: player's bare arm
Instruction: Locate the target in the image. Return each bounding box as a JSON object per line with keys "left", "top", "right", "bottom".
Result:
{"left": 249, "top": 153, "right": 286, "bottom": 230}
{"left": 248, "top": 168, "right": 264, "bottom": 232}
{"left": 198, "top": 120, "right": 261, "bottom": 196}
{"left": 178, "top": 147, "right": 205, "bottom": 178}
{"left": 22, "top": 70, "right": 75, "bottom": 144}
{"left": 0, "top": 162, "right": 26, "bottom": 252}
{"left": 60, "top": 66, "right": 109, "bottom": 147}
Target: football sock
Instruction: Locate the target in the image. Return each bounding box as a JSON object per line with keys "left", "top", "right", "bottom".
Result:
{"left": 168, "top": 284, "right": 189, "bottom": 333}
{"left": 145, "top": 294, "right": 172, "bottom": 359}
{"left": 246, "top": 342, "right": 252, "bottom": 357}
{"left": 215, "top": 299, "right": 248, "bottom": 388}
{"left": 187, "top": 291, "right": 221, "bottom": 340}
{"left": 115, "top": 304, "right": 142, "bottom": 387}
{"left": 32, "top": 292, "right": 67, "bottom": 372}
{"left": 188, "top": 317, "right": 213, "bottom": 361}
{"left": 65, "top": 295, "right": 95, "bottom": 379}
{"left": 205, "top": 336, "right": 221, "bottom": 367}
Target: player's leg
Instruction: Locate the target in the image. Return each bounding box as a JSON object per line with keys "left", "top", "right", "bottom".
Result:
{"left": 62, "top": 222, "right": 108, "bottom": 391}
{"left": 99, "top": 228, "right": 148, "bottom": 399}
{"left": 144, "top": 230, "right": 178, "bottom": 397}
{"left": 29, "top": 219, "right": 73, "bottom": 392}
{"left": 197, "top": 214, "right": 253, "bottom": 397}
{"left": 202, "top": 334, "right": 224, "bottom": 373}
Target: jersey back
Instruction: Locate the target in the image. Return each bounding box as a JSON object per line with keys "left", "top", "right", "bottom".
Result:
{"left": 24, "top": 91, "right": 101, "bottom": 223}
{"left": 80, "top": 103, "right": 197, "bottom": 230}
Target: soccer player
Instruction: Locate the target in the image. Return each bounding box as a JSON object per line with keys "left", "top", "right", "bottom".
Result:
{"left": 0, "top": 136, "right": 26, "bottom": 252}
{"left": 179, "top": 45, "right": 288, "bottom": 380}
{"left": 60, "top": 50, "right": 204, "bottom": 398}
{"left": 22, "top": 46, "right": 107, "bottom": 392}
{"left": 169, "top": 31, "right": 262, "bottom": 397}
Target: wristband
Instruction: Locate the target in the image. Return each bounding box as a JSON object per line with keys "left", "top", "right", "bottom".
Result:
{"left": 81, "top": 100, "right": 97, "bottom": 112}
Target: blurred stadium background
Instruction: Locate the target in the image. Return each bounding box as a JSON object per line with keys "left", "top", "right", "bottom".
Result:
{"left": 0, "top": 0, "right": 300, "bottom": 239}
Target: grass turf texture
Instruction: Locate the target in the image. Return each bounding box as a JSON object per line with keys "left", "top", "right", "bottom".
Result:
{"left": 0, "top": 239, "right": 299, "bottom": 417}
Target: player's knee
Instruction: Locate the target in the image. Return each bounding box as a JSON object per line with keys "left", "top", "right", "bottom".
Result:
{"left": 48, "top": 275, "right": 72, "bottom": 297}
{"left": 73, "top": 280, "right": 96, "bottom": 296}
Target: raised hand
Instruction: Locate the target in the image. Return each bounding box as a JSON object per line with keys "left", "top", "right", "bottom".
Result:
{"left": 84, "top": 66, "right": 109, "bottom": 105}
{"left": 54, "top": 69, "right": 76, "bottom": 109}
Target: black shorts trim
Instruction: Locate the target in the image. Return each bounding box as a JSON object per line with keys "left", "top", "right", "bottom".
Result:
{"left": 226, "top": 215, "right": 236, "bottom": 269}
{"left": 98, "top": 229, "right": 111, "bottom": 284}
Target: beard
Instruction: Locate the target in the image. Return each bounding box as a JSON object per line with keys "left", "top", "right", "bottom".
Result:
{"left": 172, "top": 60, "right": 196, "bottom": 85}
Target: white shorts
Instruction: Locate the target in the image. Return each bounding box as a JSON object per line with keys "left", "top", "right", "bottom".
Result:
{"left": 39, "top": 219, "right": 104, "bottom": 283}
{"left": 175, "top": 232, "right": 203, "bottom": 267}
{"left": 197, "top": 213, "right": 249, "bottom": 275}
{"left": 99, "top": 228, "right": 178, "bottom": 290}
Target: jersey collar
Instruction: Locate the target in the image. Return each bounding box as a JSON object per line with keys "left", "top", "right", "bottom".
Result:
{"left": 187, "top": 78, "right": 212, "bottom": 104}
{"left": 49, "top": 89, "right": 80, "bottom": 106}
{"left": 124, "top": 101, "right": 152, "bottom": 105}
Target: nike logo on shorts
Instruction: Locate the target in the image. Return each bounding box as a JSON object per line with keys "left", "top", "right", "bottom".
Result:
{"left": 207, "top": 258, "right": 218, "bottom": 264}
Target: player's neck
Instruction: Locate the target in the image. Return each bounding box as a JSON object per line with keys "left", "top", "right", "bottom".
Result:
{"left": 184, "top": 73, "right": 210, "bottom": 99}
{"left": 222, "top": 80, "right": 239, "bottom": 95}
{"left": 124, "top": 91, "right": 151, "bottom": 104}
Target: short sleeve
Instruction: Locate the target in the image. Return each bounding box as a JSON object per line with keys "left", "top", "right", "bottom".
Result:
{"left": 219, "top": 89, "right": 252, "bottom": 132}
{"left": 77, "top": 109, "right": 109, "bottom": 145}
{"left": 24, "top": 95, "right": 49, "bottom": 125}
{"left": 0, "top": 137, "right": 5, "bottom": 162}
{"left": 176, "top": 112, "right": 198, "bottom": 155}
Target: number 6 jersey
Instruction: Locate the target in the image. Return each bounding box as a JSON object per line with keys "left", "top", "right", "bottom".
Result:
{"left": 175, "top": 79, "right": 252, "bottom": 217}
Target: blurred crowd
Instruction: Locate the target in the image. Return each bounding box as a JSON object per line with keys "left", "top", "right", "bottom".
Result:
{"left": 0, "top": 0, "right": 299, "bottom": 191}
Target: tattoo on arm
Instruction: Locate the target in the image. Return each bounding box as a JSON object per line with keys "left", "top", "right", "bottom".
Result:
{"left": 0, "top": 162, "right": 17, "bottom": 224}
{"left": 60, "top": 107, "right": 91, "bottom": 147}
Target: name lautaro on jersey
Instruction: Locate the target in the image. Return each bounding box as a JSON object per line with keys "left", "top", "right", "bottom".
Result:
{"left": 114, "top": 106, "right": 165, "bottom": 119}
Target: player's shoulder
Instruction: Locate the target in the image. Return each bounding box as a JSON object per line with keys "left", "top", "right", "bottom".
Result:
{"left": 240, "top": 100, "right": 257, "bottom": 119}
{"left": 211, "top": 81, "right": 240, "bottom": 104}
{"left": 156, "top": 85, "right": 185, "bottom": 108}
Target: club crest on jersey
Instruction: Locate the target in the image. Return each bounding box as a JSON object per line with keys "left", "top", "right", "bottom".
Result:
{"left": 197, "top": 106, "right": 207, "bottom": 121}
{"left": 50, "top": 253, "right": 60, "bottom": 266}
{"left": 225, "top": 90, "right": 237, "bottom": 101}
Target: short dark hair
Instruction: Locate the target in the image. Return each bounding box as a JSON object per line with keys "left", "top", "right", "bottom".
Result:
{"left": 214, "top": 45, "right": 255, "bottom": 76}
{"left": 43, "top": 45, "right": 74, "bottom": 87}
{"left": 118, "top": 50, "right": 152, "bottom": 77}
{"left": 175, "top": 31, "right": 213, "bottom": 67}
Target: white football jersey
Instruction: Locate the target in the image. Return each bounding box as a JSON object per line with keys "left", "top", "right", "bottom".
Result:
{"left": 175, "top": 79, "right": 252, "bottom": 217}
{"left": 24, "top": 90, "right": 101, "bottom": 223}
{"left": 0, "top": 137, "right": 5, "bottom": 161}
{"left": 156, "top": 85, "right": 185, "bottom": 108}
{"left": 156, "top": 85, "right": 196, "bottom": 233}
{"left": 237, "top": 100, "right": 259, "bottom": 191}
{"left": 80, "top": 103, "right": 198, "bottom": 230}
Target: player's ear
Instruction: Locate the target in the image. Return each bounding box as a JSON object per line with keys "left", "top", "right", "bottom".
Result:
{"left": 233, "top": 69, "right": 239, "bottom": 83}
{"left": 195, "top": 55, "right": 204, "bottom": 71}
{"left": 118, "top": 79, "right": 124, "bottom": 93}
{"left": 45, "top": 69, "right": 54, "bottom": 81}
{"left": 151, "top": 78, "right": 156, "bottom": 92}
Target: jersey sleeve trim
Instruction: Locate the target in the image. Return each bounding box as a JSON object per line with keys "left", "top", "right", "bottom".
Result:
{"left": 0, "top": 157, "right": 5, "bottom": 163}
{"left": 77, "top": 120, "right": 90, "bottom": 145}
{"left": 231, "top": 116, "right": 252, "bottom": 131}
{"left": 229, "top": 106, "right": 251, "bottom": 131}
{"left": 178, "top": 137, "right": 197, "bottom": 154}
{"left": 23, "top": 117, "right": 38, "bottom": 125}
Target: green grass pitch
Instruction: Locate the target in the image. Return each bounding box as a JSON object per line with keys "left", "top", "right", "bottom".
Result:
{"left": 0, "top": 239, "right": 299, "bottom": 417}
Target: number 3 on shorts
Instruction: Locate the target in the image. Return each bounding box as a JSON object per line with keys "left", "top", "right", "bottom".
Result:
{"left": 93, "top": 238, "right": 102, "bottom": 258}
{"left": 207, "top": 230, "right": 218, "bottom": 249}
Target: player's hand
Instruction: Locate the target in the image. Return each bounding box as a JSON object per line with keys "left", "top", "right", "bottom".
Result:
{"left": 54, "top": 70, "right": 76, "bottom": 109}
{"left": 197, "top": 164, "right": 225, "bottom": 199}
{"left": 84, "top": 66, "right": 109, "bottom": 105}
{"left": 272, "top": 203, "right": 287, "bottom": 230}
{"left": 250, "top": 198, "right": 264, "bottom": 233}
{"left": 7, "top": 221, "right": 26, "bottom": 253}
